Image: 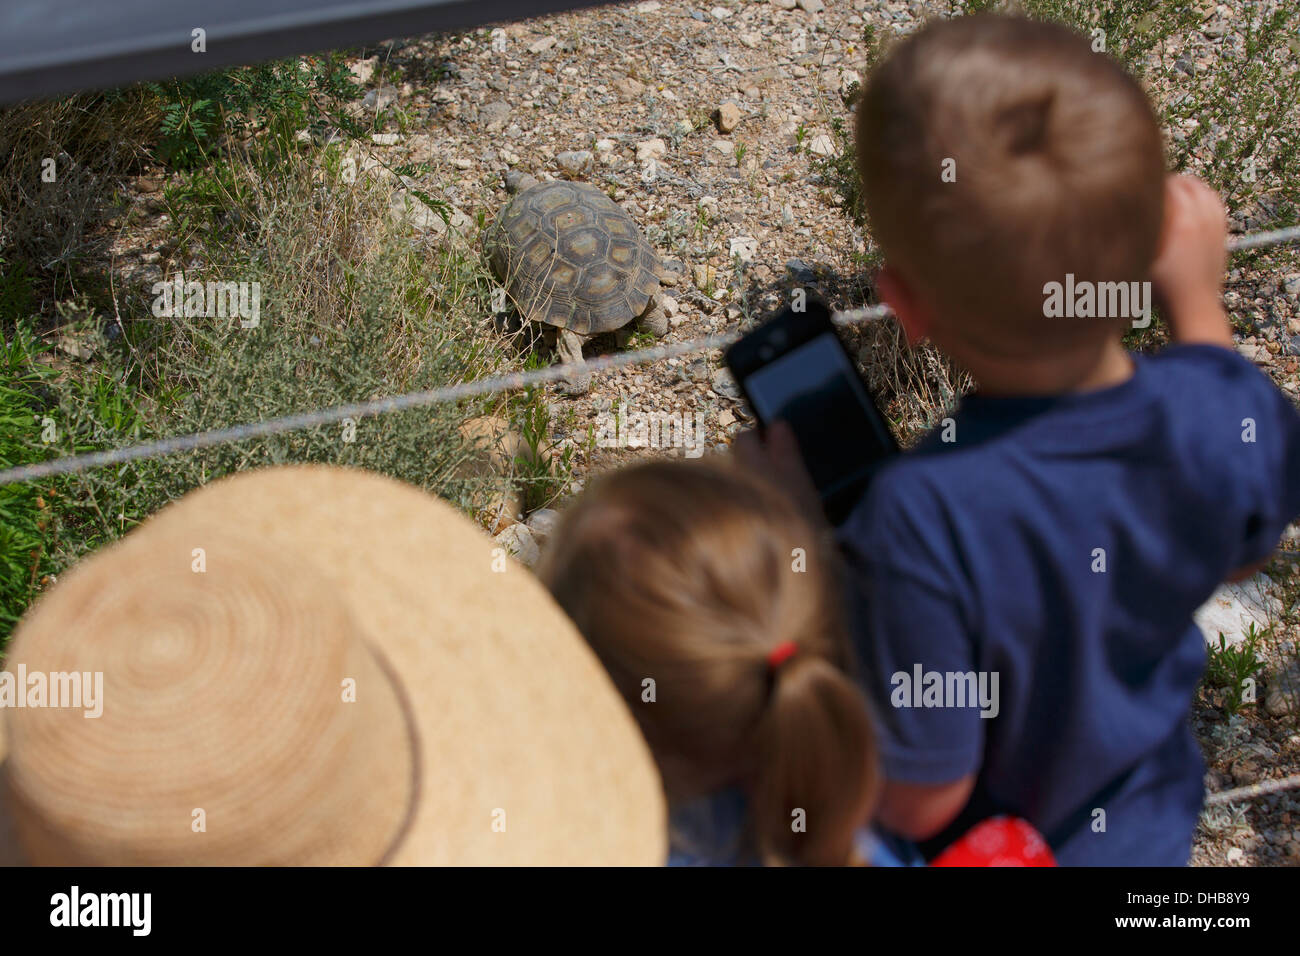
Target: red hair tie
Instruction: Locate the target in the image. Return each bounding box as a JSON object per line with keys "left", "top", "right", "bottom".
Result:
{"left": 766, "top": 640, "right": 800, "bottom": 673}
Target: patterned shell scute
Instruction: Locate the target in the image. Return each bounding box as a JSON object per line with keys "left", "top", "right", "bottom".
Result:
{"left": 486, "top": 181, "right": 661, "bottom": 335}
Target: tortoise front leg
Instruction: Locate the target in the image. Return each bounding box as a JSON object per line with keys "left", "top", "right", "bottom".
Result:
{"left": 555, "top": 327, "right": 592, "bottom": 395}
{"left": 635, "top": 295, "right": 668, "bottom": 338}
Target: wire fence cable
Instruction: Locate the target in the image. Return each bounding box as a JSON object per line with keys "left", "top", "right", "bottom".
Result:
{"left": 1, "top": 223, "right": 1298, "bottom": 488}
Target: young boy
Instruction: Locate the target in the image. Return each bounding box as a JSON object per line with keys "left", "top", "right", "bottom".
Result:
{"left": 747, "top": 15, "right": 1300, "bottom": 865}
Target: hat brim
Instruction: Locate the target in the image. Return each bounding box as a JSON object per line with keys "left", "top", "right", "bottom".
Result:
{"left": 0, "top": 465, "right": 666, "bottom": 865}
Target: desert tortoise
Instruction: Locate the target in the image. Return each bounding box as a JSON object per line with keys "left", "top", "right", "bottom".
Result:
{"left": 485, "top": 177, "right": 667, "bottom": 393}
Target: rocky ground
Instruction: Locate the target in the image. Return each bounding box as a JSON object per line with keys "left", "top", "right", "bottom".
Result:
{"left": 108, "top": 0, "right": 1300, "bottom": 864}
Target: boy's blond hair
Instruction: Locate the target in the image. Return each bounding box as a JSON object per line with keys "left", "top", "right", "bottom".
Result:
{"left": 539, "top": 460, "right": 879, "bottom": 866}
{"left": 855, "top": 15, "right": 1166, "bottom": 355}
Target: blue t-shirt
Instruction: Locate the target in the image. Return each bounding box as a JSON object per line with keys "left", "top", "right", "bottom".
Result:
{"left": 838, "top": 345, "right": 1300, "bottom": 866}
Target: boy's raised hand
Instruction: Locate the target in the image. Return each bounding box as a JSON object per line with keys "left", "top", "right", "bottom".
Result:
{"left": 1149, "top": 174, "right": 1233, "bottom": 348}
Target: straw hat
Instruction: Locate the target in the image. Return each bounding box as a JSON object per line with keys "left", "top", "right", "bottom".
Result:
{"left": 0, "top": 465, "right": 665, "bottom": 865}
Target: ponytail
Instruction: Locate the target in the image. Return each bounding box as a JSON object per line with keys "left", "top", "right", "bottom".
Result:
{"left": 751, "top": 653, "right": 879, "bottom": 866}
{"left": 540, "top": 459, "right": 880, "bottom": 864}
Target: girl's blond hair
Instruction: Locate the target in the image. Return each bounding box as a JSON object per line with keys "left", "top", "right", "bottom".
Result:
{"left": 539, "top": 459, "right": 879, "bottom": 865}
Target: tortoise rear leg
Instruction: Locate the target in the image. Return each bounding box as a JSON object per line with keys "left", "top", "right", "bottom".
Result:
{"left": 554, "top": 327, "right": 592, "bottom": 395}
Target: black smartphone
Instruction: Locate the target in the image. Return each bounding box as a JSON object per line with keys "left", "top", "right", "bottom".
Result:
{"left": 725, "top": 300, "right": 899, "bottom": 525}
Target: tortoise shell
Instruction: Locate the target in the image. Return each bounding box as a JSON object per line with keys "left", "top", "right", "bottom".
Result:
{"left": 485, "top": 180, "right": 661, "bottom": 335}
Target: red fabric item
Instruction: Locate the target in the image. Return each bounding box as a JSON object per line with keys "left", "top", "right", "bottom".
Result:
{"left": 929, "top": 816, "right": 1056, "bottom": 867}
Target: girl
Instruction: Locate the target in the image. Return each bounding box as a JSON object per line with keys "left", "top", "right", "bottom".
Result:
{"left": 539, "top": 459, "right": 892, "bottom": 865}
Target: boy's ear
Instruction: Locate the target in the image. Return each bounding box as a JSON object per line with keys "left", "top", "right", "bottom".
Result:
{"left": 876, "top": 264, "right": 931, "bottom": 345}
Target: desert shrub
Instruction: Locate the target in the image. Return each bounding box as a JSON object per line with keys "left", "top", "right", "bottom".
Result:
{"left": 0, "top": 116, "right": 518, "bottom": 647}
{"left": 148, "top": 54, "right": 364, "bottom": 169}
{"left": 0, "top": 90, "right": 157, "bottom": 304}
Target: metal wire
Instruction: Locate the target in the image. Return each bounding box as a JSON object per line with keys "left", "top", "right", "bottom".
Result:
{"left": 1205, "top": 773, "right": 1300, "bottom": 807}
{"left": 0, "top": 223, "right": 1295, "bottom": 488}
{"left": 0, "top": 309, "right": 895, "bottom": 487}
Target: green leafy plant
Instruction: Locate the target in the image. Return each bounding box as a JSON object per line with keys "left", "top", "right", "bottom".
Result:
{"left": 511, "top": 385, "right": 573, "bottom": 513}
{"left": 1203, "top": 624, "right": 1267, "bottom": 715}
{"left": 148, "top": 54, "right": 363, "bottom": 169}
{"left": 0, "top": 324, "right": 59, "bottom": 642}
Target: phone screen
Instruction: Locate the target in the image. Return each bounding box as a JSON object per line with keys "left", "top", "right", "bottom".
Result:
{"left": 743, "top": 332, "right": 896, "bottom": 498}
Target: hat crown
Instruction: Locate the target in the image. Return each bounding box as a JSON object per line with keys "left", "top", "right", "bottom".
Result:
{"left": 4, "top": 527, "right": 412, "bottom": 865}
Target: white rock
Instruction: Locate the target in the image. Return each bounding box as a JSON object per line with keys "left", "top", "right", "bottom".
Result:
{"left": 595, "top": 138, "right": 618, "bottom": 153}
{"left": 493, "top": 524, "right": 540, "bottom": 568}
{"left": 771, "top": 0, "right": 798, "bottom": 9}
{"left": 528, "top": 36, "right": 557, "bottom": 54}
{"left": 556, "top": 150, "right": 594, "bottom": 176}
{"left": 716, "top": 100, "right": 743, "bottom": 133}
{"left": 798, "top": 0, "right": 825, "bottom": 13}
{"left": 807, "top": 132, "right": 837, "bottom": 156}
{"left": 389, "top": 190, "right": 473, "bottom": 238}
{"left": 350, "top": 57, "right": 378, "bottom": 84}
{"left": 525, "top": 508, "right": 562, "bottom": 543}
{"left": 1226, "top": 847, "right": 1244, "bottom": 864}
{"left": 362, "top": 86, "right": 399, "bottom": 111}
{"left": 740, "top": 32, "right": 762, "bottom": 49}
{"left": 370, "top": 132, "right": 403, "bottom": 146}
{"left": 1194, "top": 574, "right": 1283, "bottom": 647}
{"left": 729, "top": 236, "right": 758, "bottom": 261}
{"left": 1237, "top": 341, "right": 1267, "bottom": 363}
{"left": 634, "top": 0, "right": 661, "bottom": 11}
{"left": 661, "top": 295, "right": 679, "bottom": 317}
{"left": 636, "top": 138, "right": 668, "bottom": 162}
{"left": 711, "top": 6, "right": 733, "bottom": 18}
